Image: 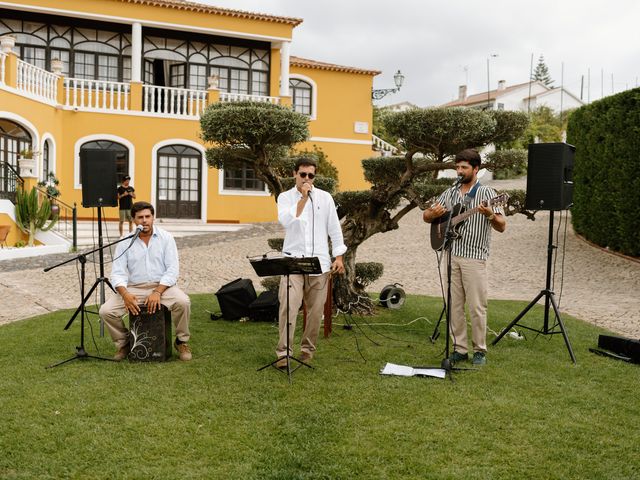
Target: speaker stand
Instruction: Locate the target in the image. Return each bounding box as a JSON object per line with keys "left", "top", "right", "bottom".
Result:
{"left": 492, "top": 211, "right": 576, "bottom": 363}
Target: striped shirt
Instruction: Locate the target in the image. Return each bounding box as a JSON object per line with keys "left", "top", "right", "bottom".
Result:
{"left": 436, "top": 181, "right": 503, "bottom": 260}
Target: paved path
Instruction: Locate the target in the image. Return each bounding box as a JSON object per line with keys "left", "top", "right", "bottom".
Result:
{"left": 1, "top": 179, "right": 639, "bottom": 339}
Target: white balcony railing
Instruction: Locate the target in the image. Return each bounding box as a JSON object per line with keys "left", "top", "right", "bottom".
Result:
{"left": 220, "top": 92, "right": 280, "bottom": 104}
{"left": 16, "top": 59, "right": 58, "bottom": 103}
{"left": 64, "top": 78, "right": 130, "bottom": 111}
{"left": 143, "top": 85, "right": 208, "bottom": 117}
{"left": 0, "top": 52, "right": 6, "bottom": 84}
{"left": 372, "top": 134, "right": 399, "bottom": 156}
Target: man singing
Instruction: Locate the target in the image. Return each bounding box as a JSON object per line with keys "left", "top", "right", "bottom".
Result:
{"left": 275, "top": 157, "right": 346, "bottom": 367}
{"left": 99, "top": 201, "right": 192, "bottom": 361}
{"left": 422, "top": 149, "right": 506, "bottom": 366}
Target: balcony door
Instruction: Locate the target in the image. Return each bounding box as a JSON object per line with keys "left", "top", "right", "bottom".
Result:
{"left": 156, "top": 145, "right": 201, "bottom": 219}
{"left": 0, "top": 120, "right": 32, "bottom": 201}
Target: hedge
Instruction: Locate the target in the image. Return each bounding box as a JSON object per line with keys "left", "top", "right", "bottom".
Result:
{"left": 566, "top": 88, "right": 640, "bottom": 257}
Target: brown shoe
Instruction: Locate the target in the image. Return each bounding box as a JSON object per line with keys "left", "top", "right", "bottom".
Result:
{"left": 175, "top": 341, "right": 192, "bottom": 361}
{"left": 275, "top": 357, "right": 288, "bottom": 369}
{"left": 113, "top": 343, "right": 130, "bottom": 362}
{"left": 300, "top": 351, "right": 313, "bottom": 363}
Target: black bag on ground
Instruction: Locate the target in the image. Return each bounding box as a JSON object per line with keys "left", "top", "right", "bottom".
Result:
{"left": 215, "top": 278, "right": 257, "bottom": 320}
{"left": 249, "top": 291, "right": 279, "bottom": 322}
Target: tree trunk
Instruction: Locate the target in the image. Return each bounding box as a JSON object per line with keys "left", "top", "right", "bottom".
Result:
{"left": 332, "top": 245, "right": 375, "bottom": 315}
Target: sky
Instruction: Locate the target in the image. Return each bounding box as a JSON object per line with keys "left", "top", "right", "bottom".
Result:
{"left": 198, "top": 0, "right": 640, "bottom": 107}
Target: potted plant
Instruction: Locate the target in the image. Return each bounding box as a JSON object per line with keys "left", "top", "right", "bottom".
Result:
{"left": 37, "top": 172, "right": 61, "bottom": 218}
{"left": 15, "top": 186, "right": 58, "bottom": 247}
{"left": 19, "top": 148, "right": 33, "bottom": 160}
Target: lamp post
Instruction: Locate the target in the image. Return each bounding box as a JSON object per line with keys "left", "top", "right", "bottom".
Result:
{"left": 486, "top": 54, "right": 498, "bottom": 109}
{"left": 372, "top": 70, "right": 405, "bottom": 100}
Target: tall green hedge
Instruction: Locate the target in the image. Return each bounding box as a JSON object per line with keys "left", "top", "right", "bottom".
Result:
{"left": 566, "top": 88, "right": 640, "bottom": 257}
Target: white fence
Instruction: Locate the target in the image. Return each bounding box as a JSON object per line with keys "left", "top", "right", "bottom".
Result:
{"left": 16, "top": 59, "right": 58, "bottom": 103}
{"left": 372, "top": 134, "right": 399, "bottom": 156}
{"left": 143, "top": 85, "right": 208, "bottom": 117}
{"left": 220, "top": 92, "right": 280, "bottom": 104}
{"left": 64, "top": 78, "right": 130, "bottom": 111}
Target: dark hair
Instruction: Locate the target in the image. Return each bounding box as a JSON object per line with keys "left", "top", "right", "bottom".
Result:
{"left": 122, "top": 175, "right": 131, "bottom": 181}
{"left": 455, "top": 149, "right": 481, "bottom": 168}
{"left": 294, "top": 157, "right": 317, "bottom": 172}
{"left": 131, "top": 201, "right": 154, "bottom": 217}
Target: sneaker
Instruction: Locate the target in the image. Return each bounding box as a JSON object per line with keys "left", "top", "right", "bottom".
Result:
{"left": 175, "top": 341, "right": 192, "bottom": 361}
{"left": 113, "top": 343, "right": 130, "bottom": 362}
{"left": 448, "top": 351, "right": 469, "bottom": 363}
{"left": 472, "top": 352, "right": 487, "bottom": 366}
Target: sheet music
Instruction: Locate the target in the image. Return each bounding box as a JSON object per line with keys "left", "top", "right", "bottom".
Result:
{"left": 380, "top": 362, "right": 446, "bottom": 379}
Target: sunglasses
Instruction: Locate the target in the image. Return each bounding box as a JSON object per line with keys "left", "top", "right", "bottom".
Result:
{"left": 298, "top": 172, "right": 316, "bottom": 179}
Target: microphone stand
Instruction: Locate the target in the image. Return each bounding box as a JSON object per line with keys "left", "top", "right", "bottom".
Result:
{"left": 44, "top": 228, "right": 142, "bottom": 368}
{"left": 425, "top": 177, "right": 475, "bottom": 380}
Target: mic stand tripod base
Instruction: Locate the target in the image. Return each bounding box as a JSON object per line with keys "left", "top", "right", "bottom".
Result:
{"left": 46, "top": 346, "right": 116, "bottom": 369}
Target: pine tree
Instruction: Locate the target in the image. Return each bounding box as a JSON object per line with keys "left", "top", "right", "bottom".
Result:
{"left": 532, "top": 55, "right": 554, "bottom": 86}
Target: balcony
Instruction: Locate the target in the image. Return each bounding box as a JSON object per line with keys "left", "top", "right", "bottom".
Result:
{"left": 0, "top": 52, "right": 283, "bottom": 119}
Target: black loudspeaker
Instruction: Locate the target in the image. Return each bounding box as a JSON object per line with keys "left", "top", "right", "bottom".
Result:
{"left": 598, "top": 335, "right": 640, "bottom": 363}
{"left": 525, "top": 142, "right": 574, "bottom": 211}
{"left": 80, "top": 149, "right": 118, "bottom": 207}
{"left": 215, "top": 278, "right": 257, "bottom": 320}
{"left": 249, "top": 291, "right": 279, "bottom": 322}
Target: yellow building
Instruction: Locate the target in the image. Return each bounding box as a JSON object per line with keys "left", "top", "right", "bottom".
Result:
{"left": 0, "top": 0, "right": 380, "bottom": 247}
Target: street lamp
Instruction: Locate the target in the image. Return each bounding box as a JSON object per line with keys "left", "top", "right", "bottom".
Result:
{"left": 486, "top": 54, "right": 498, "bottom": 108}
{"left": 372, "top": 70, "right": 405, "bottom": 100}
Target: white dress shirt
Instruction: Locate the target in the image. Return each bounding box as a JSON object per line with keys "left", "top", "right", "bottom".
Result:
{"left": 277, "top": 186, "right": 347, "bottom": 273}
{"left": 110, "top": 226, "right": 179, "bottom": 289}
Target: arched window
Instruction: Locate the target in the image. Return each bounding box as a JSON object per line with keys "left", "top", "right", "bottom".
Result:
{"left": 290, "top": 79, "right": 312, "bottom": 116}
{"left": 0, "top": 119, "right": 31, "bottom": 199}
{"left": 79, "top": 140, "right": 129, "bottom": 182}
{"left": 41, "top": 140, "right": 50, "bottom": 181}
{"left": 156, "top": 144, "right": 201, "bottom": 219}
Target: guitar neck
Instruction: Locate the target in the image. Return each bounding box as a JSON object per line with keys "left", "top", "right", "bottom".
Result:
{"left": 451, "top": 206, "right": 480, "bottom": 226}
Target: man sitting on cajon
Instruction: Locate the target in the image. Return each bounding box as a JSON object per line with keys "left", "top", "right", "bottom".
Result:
{"left": 99, "top": 201, "right": 192, "bottom": 361}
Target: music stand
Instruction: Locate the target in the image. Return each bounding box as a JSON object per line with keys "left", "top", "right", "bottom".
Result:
{"left": 250, "top": 255, "right": 322, "bottom": 383}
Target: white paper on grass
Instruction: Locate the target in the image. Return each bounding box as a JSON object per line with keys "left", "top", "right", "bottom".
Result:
{"left": 380, "top": 362, "right": 446, "bottom": 379}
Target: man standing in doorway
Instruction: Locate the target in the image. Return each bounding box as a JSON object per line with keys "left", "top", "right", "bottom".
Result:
{"left": 422, "top": 149, "right": 506, "bottom": 366}
{"left": 275, "top": 157, "right": 346, "bottom": 367}
{"left": 117, "top": 175, "right": 136, "bottom": 236}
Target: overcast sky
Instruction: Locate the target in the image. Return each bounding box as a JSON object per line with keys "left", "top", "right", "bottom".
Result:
{"left": 200, "top": 0, "right": 640, "bottom": 107}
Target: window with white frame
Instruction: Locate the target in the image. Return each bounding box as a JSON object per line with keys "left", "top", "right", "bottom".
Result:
{"left": 290, "top": 78, "right": 312, "bottom": 116}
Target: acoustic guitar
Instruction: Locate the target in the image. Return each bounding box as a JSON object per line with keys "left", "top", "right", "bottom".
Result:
{"left": 430, "top": 193, "right": 509, "bottom": 250}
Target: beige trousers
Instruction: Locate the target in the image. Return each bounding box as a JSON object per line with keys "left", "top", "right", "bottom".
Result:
{"left": 276, "top": 273, "right": 330, "bottom": 358}
{"left": 99, "top": 282, "right": 191, "bottom": 348}
{"left": 447, "top": 255, "right": 488, "bottom": 355}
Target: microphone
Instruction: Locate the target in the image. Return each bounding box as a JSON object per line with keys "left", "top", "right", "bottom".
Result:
{"left": 307, "top": 189, "right": 313, "bottom": 202}
{"left": 453, "top": 175, "right": 464, "bottom": 186}
{"left": 128, "top": 225, "right": 143, "bottom": 246}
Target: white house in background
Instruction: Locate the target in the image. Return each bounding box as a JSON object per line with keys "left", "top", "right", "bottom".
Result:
{"left": 442, "top": 80, "right": 584, "bottom": 112}
{"left": 384, "top": 101, "right": 419, "bottom": 112}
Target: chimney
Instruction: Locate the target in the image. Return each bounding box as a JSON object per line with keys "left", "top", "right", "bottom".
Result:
{"left": 458, "top": 85, "right": 467, "bottom": 101}
{"left": 497, "top": 80, "right": 506, "bottom": 91}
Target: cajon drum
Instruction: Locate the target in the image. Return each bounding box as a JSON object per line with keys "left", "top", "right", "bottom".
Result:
{"left": 128, "top": 305, "right": 172, "bottom": 361}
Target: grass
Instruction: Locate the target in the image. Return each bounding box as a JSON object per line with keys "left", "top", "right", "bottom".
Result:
{"left": 0, "top": 293, "right": 638, "bottom": 480}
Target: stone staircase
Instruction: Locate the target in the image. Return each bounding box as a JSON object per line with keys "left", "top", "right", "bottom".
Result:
{"left": 74, "top": 218, "right": 250, "bottom": 247}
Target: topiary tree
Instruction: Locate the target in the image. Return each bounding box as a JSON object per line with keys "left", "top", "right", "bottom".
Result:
{"left": 200, "top": 101, "right": 310, "bottom": 197}
{"left": 329, "top": 107, "right": 530, "bottom": 313}
{"left": 15, "top": 186, "right": 58, "bottom": 247}
{"left": 201, "top": 102, "right": 531, "bottom": 314}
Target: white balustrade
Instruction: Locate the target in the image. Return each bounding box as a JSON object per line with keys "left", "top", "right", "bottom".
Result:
{"left": 372, "top": 134, "right": 399, "bottom": 156}
{"left": 220, "top": 92, "right": 280, "bottom": 104}
{"left": 143, "top": 85, "right": 208, "bottom": 117}
{"left": 64, "top": 78, "right": 130, "bottom": 111}
{"left": 16, "top": 59, "right": 58, "bottom": 103}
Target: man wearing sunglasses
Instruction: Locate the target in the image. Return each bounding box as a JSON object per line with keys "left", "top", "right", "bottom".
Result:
{"left": 275, "top": 157, "right": 346, "bottom": 367}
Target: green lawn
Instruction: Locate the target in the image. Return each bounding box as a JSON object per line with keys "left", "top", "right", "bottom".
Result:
{"left": 0, "top": 293, "right": 638, "bottom": 480}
